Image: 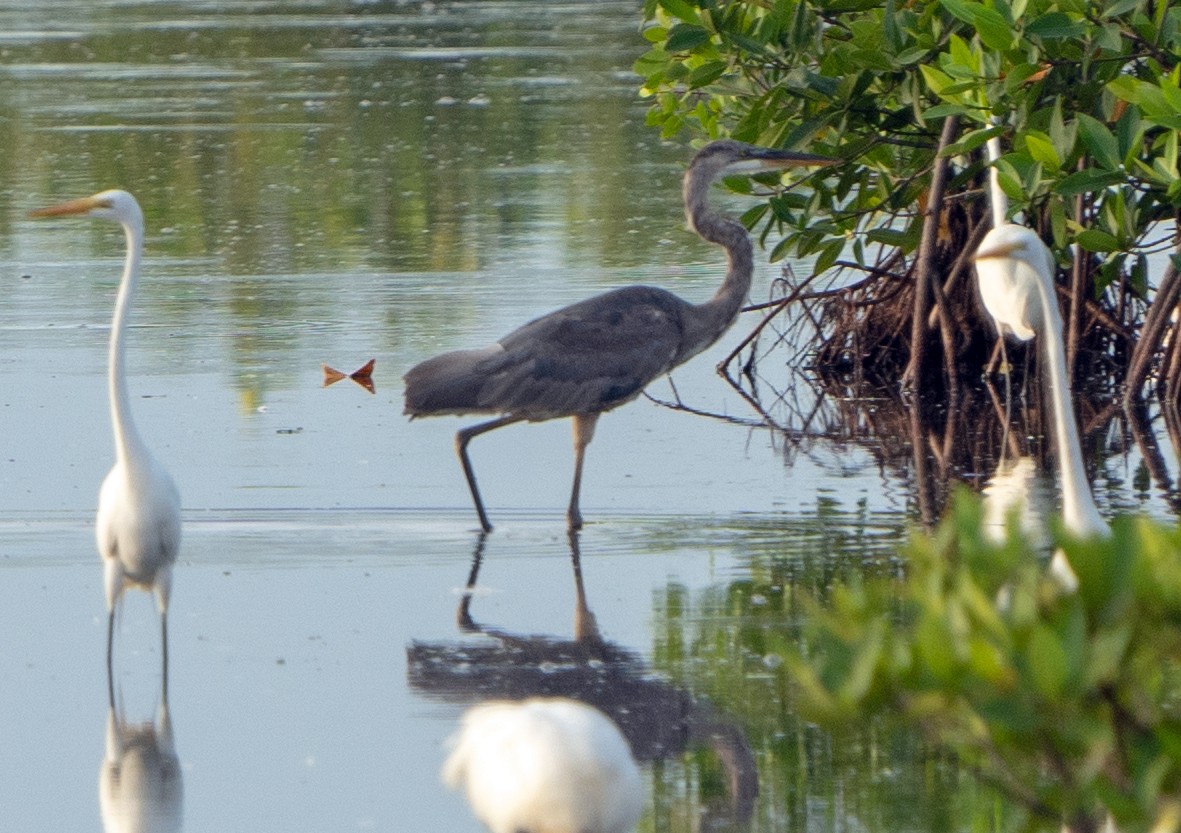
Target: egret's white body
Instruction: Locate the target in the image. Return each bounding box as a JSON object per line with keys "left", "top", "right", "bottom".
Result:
{"left": 976, "top": 139, "right": 1048, "bottom": 342}
{"left": 31, "top": 190, "right": 181, "bottom": 652}
{"left": 975, "top": 223, "right": 1049, "bottom": 343}
{"left": 443, "top": 697, "right": 644, "bottom": 833}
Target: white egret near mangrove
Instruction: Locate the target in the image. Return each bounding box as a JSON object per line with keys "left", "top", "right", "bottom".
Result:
{"left": 31, "top": 190, "right": 181, "bottom": 661}
{"left": 976, "top": 134, "right": 1038, "bottom": 343}
{"left": 403, "top": 139, "right": 836, "bottom": 531}
{"left": 973, "top": 197, "right": 1108, "bottom": 587}
{"left": 443, "top": 697, "right": 644, "bottom": 833}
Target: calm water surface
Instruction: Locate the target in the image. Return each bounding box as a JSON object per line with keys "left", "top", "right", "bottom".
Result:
{"left": 0, "top": 2, "right": 1170, "bottom": 831}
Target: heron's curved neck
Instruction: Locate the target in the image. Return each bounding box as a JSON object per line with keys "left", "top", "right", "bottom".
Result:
{"left": 110, "top": 220, "right": 150, "bottom": 471}
{"left": 1034, "top": 270, "right": 1107, "bottom": 537}
{"left": 682, "top": 196, "right": 754, "bottom": 360}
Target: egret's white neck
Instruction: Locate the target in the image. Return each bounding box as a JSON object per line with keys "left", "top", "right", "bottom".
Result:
{"left": 1032, "top": 265, "right": 1108, "bottom": 537}
{"left": 986, "top": 135, "right": 1008, "bottom": 229}
{"left": 109, "top": 219, "right": 151, "bottom": 471}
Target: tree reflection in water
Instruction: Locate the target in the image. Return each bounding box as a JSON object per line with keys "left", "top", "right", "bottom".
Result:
{"left": 659, "top": 329, "right": 1181, "bottom": 523}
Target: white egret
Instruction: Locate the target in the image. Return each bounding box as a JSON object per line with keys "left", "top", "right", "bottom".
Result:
{"left": 443, "top": 697, "right": 644, "bottom": 833}
{"left": 403, "top": 140, "right": 836, "bottom": 532}
{"left": 974, "top": 221, "right": 1108, "bottom": 587}
{"left": 977, "top": 131, "right": 1033, "bottom": 423}
{"left": 30, "top": 190, "right": 181, "bottom": 659}
{"left": 976, "top": 135, "right": 1039, "bottom": 343}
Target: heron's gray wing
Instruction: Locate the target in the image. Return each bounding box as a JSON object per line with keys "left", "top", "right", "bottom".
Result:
{"left": 480, "top": 286, "right": 689, "bottom": 418}
{"left": 404, "top": 286, "right": 690, "bottom": 419}
{"left": 404, "top": 344, "right": 505, "bottom": 416}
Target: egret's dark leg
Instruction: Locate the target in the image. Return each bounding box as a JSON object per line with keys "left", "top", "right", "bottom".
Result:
{"left": 161, "top": 611, "right": 169, "bottom": 704}
{"left": 1000, "top": 338, "right": 1013, "bottom": 454}
{"left": 106, "top": 609, "right": 116, "bottom": 709}
{"left": 984, "top": 339, "right": 1002, "bottom": 376}
{"left": 1020, "top": 343, "right": 1033, "bottom": 404}
{"left": 567, "top": 413, "right": 600, "bottom": 530}
{"left": 455, "top": 416, "right": 524, "bottom": 533}
{"left": 106, "top": 608, "right": 115, "bottom": 674}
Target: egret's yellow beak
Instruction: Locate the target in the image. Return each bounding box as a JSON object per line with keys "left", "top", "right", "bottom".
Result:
{"left": 29, "top": 195, "right": 110, "bottom": 219}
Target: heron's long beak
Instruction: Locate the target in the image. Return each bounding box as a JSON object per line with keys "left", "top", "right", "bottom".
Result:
{"left": 756, "top": 149, "right": 839, "bottom": 169}
{"left": 29, "top": 195, "right": 108, "bottom": 218}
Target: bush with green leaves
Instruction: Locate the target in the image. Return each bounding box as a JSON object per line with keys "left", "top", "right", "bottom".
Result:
{"left": 786, "top": 492, "right": 1181, "bottom": 833}
{"left": 636, "top": 0, "right": 1181, "bottom": 396}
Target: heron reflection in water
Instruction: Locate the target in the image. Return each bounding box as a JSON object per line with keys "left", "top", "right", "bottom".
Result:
{"left": 403, "top": 140, "right": 837, "bottom": 532}
{"left": 409, "top": 532, "right": 759, "bottom": 826}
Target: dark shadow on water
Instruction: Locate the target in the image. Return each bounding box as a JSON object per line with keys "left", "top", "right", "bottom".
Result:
{"left": 407, "top": 530, "right": 758, "bottom": 828}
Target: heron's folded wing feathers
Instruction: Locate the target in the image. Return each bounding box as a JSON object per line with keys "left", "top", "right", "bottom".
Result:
{"left": 403, "top": 286, "right": 688, "bottom": 419}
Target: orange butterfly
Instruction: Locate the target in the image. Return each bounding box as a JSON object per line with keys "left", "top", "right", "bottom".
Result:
{"left": 322, "top": 358, "right": 375, "bottom": 394}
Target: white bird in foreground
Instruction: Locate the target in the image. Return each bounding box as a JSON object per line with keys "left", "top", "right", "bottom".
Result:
{"left": 443, "top": 697, "right": 644, "bottom": 833}
{"left": 30, "top": 190, "right": 182, "bottom": 659}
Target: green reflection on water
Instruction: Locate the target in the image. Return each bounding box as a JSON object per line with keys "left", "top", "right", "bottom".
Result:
{"left": 645, "top": 506, "right": 1012, "bottom": 832}
{"left": 3, "top": 0, "right": 702, "bottom": 411}
{"left": 3, "top": 1, "right": 678, "bottom": 276}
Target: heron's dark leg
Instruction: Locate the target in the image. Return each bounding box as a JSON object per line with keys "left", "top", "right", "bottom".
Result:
{"left": 567, "top": 529, "right": 601, "bottom": 644}
{"left": 455, "top": 416, "right": 523, "bottom": 533}
{"left": 457, "top": 532, "right": 488, "bottom": 631}
{"left": 567, "top": 413, "right": 600, "bottom": 530}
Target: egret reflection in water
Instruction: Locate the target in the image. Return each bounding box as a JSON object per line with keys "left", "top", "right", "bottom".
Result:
{"left": 100, "top": 643, "right": 182, "bottom": 833}
{"left": 982, "top": 455, "right": 1052, "bottom": 548}
{"left": 408, "top": 532, "right": 758, "bottom": 825}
